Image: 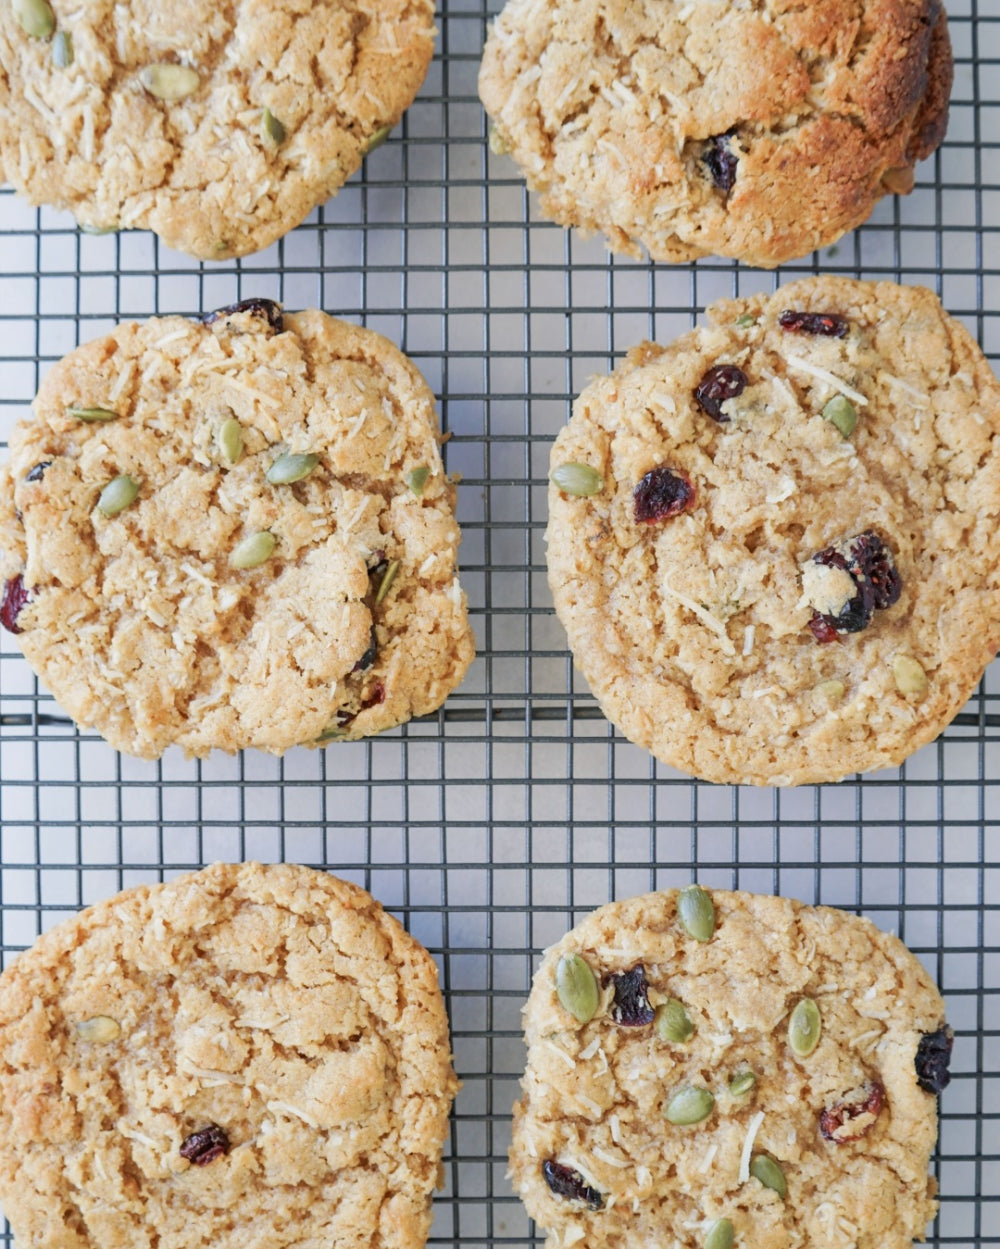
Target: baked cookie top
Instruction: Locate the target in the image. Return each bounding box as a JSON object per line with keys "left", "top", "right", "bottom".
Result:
{"left": 0, "top": 301, "right": 474, "bottom": 758}
{"left": 0, "top": 0, "right": 435, "bottom": 258}
{"left": 479, "top": 0, "right": 952, "bottom": 267}
{"left": 511, "top": 887, "right": 952, "bottom": 1249}
{"left": 546, "top": 278, "right": 1000, "bottom": 786}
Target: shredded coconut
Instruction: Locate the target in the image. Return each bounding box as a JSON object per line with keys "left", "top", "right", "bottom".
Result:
{"left": 266, "top": 1100, "right": 321, "bottom": 1130}
{"left": 783, "top": 355, "right": 870, "bottom": 406}
{"left": 738, "top": 1110, "right": 765, "bottom": 1184}
{"left": 543, "top": 1040, "right": 577, "bottom": 1070}
{"left": 660, "top": 581, "right": 736, "bottom": 655}
{"left": 699, "top": 1143, "right": 718, "bottom": 1173}
{"left": 742, "top": 625, "right": 755, "bottom": 656}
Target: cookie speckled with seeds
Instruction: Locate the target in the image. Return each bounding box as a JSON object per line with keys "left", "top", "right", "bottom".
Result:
{"left": 479, "top": 0, "right": 952, "bottom": 266}
{"left": 0, "top": 302, "right": 474, "bottom": 758}
{"left": 0, "top": 0, "right": 435, "bottom": 258}
{"left": 0, "top": 861, "right": 458, "bottom": 1249}
{"left": 512, "top": 889, "right": 949, "bottom": 1249}
{"left": 546, "top": 277, "right": 1000, "bottom": 786}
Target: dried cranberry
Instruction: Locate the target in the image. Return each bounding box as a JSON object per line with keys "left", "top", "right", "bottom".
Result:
{"left": 352, "top": 626, "right": 378, "bottom": 672}
{"left": 703, "top": 133, "right": 738, "bottom": 193}
{"left": 693, "top": 364, "right": 748, "bottom": 423}
{"left": 179, "top": 1124, "right": 230, "bottom": 1165}
{"left": 779, "top": 310, "right": 849, "bottom": 338}
{"left": 25, "top": 461, "right": 52, "bottom": 483}
{"left": 606, "top": 965, "right": 655, "bottom": 1026}
{"left": 915, "top": 1025, "right": 953, "bottom": 1093}
{"left": 808, "top": 613, "right": 840, "bottom": 644}
{"left": 202, "top": 298, "right": 283, "bottom": 332}
{"left": 810, "top": 531, "right": 901, "bottom": 639}
{"left": 1, "top": 575, "right": 30, "bottom": 634}
{"left": 819, "top": 1079, "right": 885, "bottom": 1143}
{"left": 633, "top": 467, "right": 695, "bottom": 524}
{"left": 542, "top": 1160, "right": 603, "bottom": 1210}
{"left": 362, "top": 680, "right": 386, "bottom": 709}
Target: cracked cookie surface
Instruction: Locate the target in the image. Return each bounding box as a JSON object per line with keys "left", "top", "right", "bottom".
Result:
{"left": 0, "top": 861, "right": 459, "bottom": 1249}
{"left": 0, "top": 0, "right": 435, "bottom": 258}
{"left": 512, "top": 888, "right": 948, "bottom": 1249}
{"left": 546, "top": 277, "right": 1000, "bottom": 785}
{"left": 479, "top": 0, "right": 952, "bottom": 266}
{"left": 0, "top": 302, "right": 474, "bottom": 758}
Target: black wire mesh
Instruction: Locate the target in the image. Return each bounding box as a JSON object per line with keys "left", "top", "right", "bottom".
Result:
{"left": 0, "top": 0, "right": 998, "bottom": 1245}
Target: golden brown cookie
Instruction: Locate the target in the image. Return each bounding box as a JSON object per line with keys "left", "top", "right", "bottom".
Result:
{"left": 546, "top": 278, "right": 1000, "bottom": 785}
{"left": 0, "top": 300, "right": 474, "bottom": 758}
{"left": 0, "top": 0, "right": 435, "bottom": 258}
{"left": 480, "top": 0, "right": 952, "bottom": 266}
{"left": 0, "top": 862, "right": 459, "bottom": 1249}
{"left": 511, "top": 887, "right": 952, "bottom": 1249}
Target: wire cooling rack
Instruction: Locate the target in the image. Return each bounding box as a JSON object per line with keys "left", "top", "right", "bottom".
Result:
{"left": 0, "top": 1, "right": 998, "bottom": 1246}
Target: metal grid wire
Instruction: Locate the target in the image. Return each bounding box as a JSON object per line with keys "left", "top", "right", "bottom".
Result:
{"left": 0, "top": 0, "right": 998, "bottom": 1245}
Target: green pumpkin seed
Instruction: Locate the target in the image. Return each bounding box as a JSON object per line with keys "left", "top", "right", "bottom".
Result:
{"left": 139, "top": 62, "right": 200, "bottom": 101}
{"left": 735, "top": 313, "right": 757, "bottom": 328}
{"left": 75, "top": 1015, "right": 121, "bottom": 1043}
{"left": 728, "top": 1069, "right": 756, "bottom": 1098}
{"left": 79, "top": 222, "right": 118, "bottom": 235}
{"left": 316, "top": 722, "right": 349, "bottom": 742}
{"left": 815, "top": 678, "right": 845, "bottom": 705}
{"left": 655, "top": 998, "right": 694, "bottom": 1044}
{"left": 677, "top": 884, "right": 715, "bottom": 942}
{"left": 68, "top": 406, "right": 118, "bottom": 422}
{"left": 363, "top": 125, "right": 391, "bottom": 156}
{"left": 97, "top": 475, "right": 139, "bottom": 516}
{"left": 488, "top": 125, "right": 509, "bottom": 156}
{"left": 13, "top": 0, "right": 55, "bottom": 38}
{"left": 892, "top": 654, "right": 928, "bottom": 697}
{"left": 750, "top": 1155, "right": 786, "bottom": 1199}
{"left": 821, "top": 394, "right": 858, "bottom": 439}
{"left": 704, "top": 1218, "right": 735, "bottom": 1249}
{"left": 217, "top": 418, "right": 243, "bottom": 465}
{"left": 555, "top": 952, "right": 599, "bottom": 1023}
{"left": 665, "top": 1085, "right": 714, "bottom": 1126}
{"left": 788, "top": 997, "right": 822, "bottom": 1058}
{"left": 550, "top": 462, "right": 603, "bottom": 498}
{"left": 374, "top": 559, "right": 400, "bottom": 606}
{"left": 405, "top": 465, "right": 431, "bottom": 497}
{"left": 262, "top": 107, "right": 286, "bottom": 145}
{"left": 266, "top": 452, "right": 319, "bottom": 485}
{"left": 231, "top": 531, "right": 275, "bottom": 570}
{"left": 52, "top": 28, "right": 73, "bottom": 67}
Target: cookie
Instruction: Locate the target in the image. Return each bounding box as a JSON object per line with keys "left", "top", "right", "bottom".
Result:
{"left": 479, "top": 0, "right": 952, "bottom": 267}
{"left": 546, "top": 277, "right": 1000, "bottom": 786}
{"left": 0, "top": 300, "right": 475, "bottom": 758}
{"left": 0, "top": 0, "right": 435, "bottom": 259}
{"left": 0, "top": 861, "right": 458, "bottom": 1249}
{"left": 511, "top": 887, "right": 952, "bottom": 1249}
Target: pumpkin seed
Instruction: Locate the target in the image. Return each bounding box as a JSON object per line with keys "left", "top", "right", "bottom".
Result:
{"left": 555, "top": 952, "right": 599, "bottom": 1023}
{"left": 821, "top": 394, "right": 858, "bottom": 439}
{"left": 75, "top": 1015, "right": 121, "bottom": 1043}
{"left": 488, "top": 125, "right": 509, "bottom": 156}
{"left": 655, "top": 998, "right": 694, "bottom": 1044}
{"left": 266, "top": 452, "right": 318, "bottom": 485}
{"left": 363, "top": 125, "right": 391, "bottom": 155}
{"left": 816, "top": 678, "right": 845, "bottom": 705}
{"left": 677, "top": 884, "right": 715, "bottom": 942}
{"left": 750, "top": 1155, "right": 786, "bottom": 1199}
{"left": 892, "top": 654, "right": 927, "bottom": 697}
{"left": 316, "top": 722, "right": 349, "bottom": 742}
{"left": 13, "top": 0, "right": 55, "bottom": 38}
{"left": 735, "top": 313, "right": 757, "bottom": 327}
{"left": 788, "top": 997, "right": 822, "bottom": 1058}
{"left": 97, "top": 475, "right": 139, "bottom": 516}
{"left": 704, "top": 1219, "right": 735, "bottom": 1249}
{"left": 374, "top": 559, "right": 400, "bottom": 606}
{"left": 139, "top": 63, "right": 200, "bottom": 101}
{"left": 230, "top": 531, "right": 275, "bottom": 570}
{"left": 68, "top": 406, "right": 118, "bottom": 422}
{"left": 728, "top": 1069, "right": 756, "bottom": 1098}
{"left": 405, "top": 465, "right": 430, "bottom": 497}
{"left": 550, "top": 462, "right": 603, "bottom": 497}
{"left": 665, "top": 1086, "right": 714, "bottom": 1126}
{"left": 52, "top": 29, "right": 73, "bottom": 67}
{"left": 262, "top": 107, "right": 286, "bottom": 145}
{"left": 79, "top": 222, "right": 118, "bottom": 235}
{"left": 217, "top": 418, "right": 243, "bottom": 465}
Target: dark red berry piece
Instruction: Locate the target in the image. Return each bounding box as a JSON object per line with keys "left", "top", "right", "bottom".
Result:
{"left": 352, "top": 626, "right": 378, "bottom": 672}
{"left": 779, "top": 310, "right": 849, "bottom": 338}
{"left": 362, "top": 680, "right": 386, "bottom": 709}
{"left": 808, "top": 613, "right": 840, "bottom": 644}
{"left": 179, "top": 1124, "right": 230, "bottom": 1165}
{"left": 542, "top": 1160, "right": 604, "bottom": 1210}
{"left": 1, "top": 575, "right": 30, "bottom": 634}
{"left": 606, "top": 965, "right": 655, "bottom": 1026}
{"left": 633, "top": 467, "right": 695, "bottom": 524}
{"left": 819, "top": 1079, "right": 885, "bottom": 1143}
{"left": 202, "top": 298, "right": 283, "bottom": 333}
{"left": 25, "top": 461, "right": 52, "bottom": 483}
{"left": 810, "top": 531, "right": 901, "bottom": 639}
{"left": 915, "top": 1025, "right": 953, "bottom": 1093}
{"left": 703, "top": 133, "right": 738, "bottom": 193}
{"left": 693, "top": 364, "right": 748, "bottom": 424}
